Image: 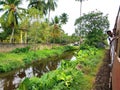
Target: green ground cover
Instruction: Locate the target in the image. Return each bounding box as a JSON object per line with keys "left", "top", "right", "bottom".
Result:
{"left": 0, "top": 46, "right": 76, "bottom": 73}
{"left": 18, "top": 46, "right": 105, "bottom": 90}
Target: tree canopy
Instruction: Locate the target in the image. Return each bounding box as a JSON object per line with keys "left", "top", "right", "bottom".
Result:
{"left": 0, "top": 1, "right": 110, "bottom": 45}
{"left": 0, "top": 0, "right": 25, "bottom": 43}
{"left": 0, "top": 0, "right": 72, "bottom": 44}
{"left": 75, "top": 10, "right": 110, "bottom": 47}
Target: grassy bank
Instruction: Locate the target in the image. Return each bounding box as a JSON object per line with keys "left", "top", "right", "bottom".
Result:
{"left": 0, "top": 46, "right": 76, "bottom": 73}
{"left": 18, "top": 46, "right": 105, "bottom": 90}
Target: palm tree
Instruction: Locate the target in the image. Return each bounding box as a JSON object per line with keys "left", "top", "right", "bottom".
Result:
{"left": 51, "top": 16, "right": 60, "bottom": 43}
{"left": 75, "top": 0, "right": 86, "bottom": 44}
{"left": 59, "top": 13, "right": 68, "bottom": 44}
{"left": 28, "top": 0, "right": 47, "bottom": 16}
{"left": 75, "top": 0, "right": 85, "bottom": 17}
{"left": 0, "top": 0, "right": 23, "bottom": 43}
{"left": 46, "top": 0, "right": 58, "bottom": 21}
{"left": 19, "top": 17, "right": 29, "bottom": 43}
{"left": 60, "top": 13, "right": 68, "bottom": 25}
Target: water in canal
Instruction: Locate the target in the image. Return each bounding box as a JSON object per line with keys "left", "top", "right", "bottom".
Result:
{"left": 0, "top": 51, "right": 76, "bottom": 90}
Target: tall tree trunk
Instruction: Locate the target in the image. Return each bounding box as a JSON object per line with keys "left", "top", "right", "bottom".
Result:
{"left": 48, "top": 9, "right": 51, "bottom": 21}
{"left": 80, "top": 1, "right": 82, "bottom": 17}
{"left": 34, "top": 15, "right": 39, "bottom": 44}
{"left": 46, "top": 37, "right": 49, "bottom": 44}
{"left": 20, "top": 30, "right": 23, "bottom": 43}
{"left": 60, "top": 32, "right": 62, "bottom": 44}
{"left": 54, "top": 38, "right": 55, "bottom": 44}
{"left": 10, "top": 28, "right": 15, "bottom": 43}
{"left": 79, "top": 1, "right": 82, "bottom": 44}
{"left": 25, "top": 31, "right": 27, "bottom": 44}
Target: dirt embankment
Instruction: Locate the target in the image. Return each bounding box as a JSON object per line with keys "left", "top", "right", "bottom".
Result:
{"left": 0, "top": 43, "right": 60, "bottom": 52}
{"left": 93, "top": 50, "right": 112, "bottom": 90}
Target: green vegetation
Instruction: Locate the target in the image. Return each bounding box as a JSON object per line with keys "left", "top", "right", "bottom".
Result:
{"left": 0, "top": 46, "right": 76, "bottom": 73}
{"left": 0, "top": 0, "right": 109, "bottom": 46}
{"left": 74, "top": 10, "right": 109, "bottom": 47}
{"left": 0, "top": 1, "right": 109, "bottom": 89}
{"left": 18, "top": 46, "right": 105, "bottom": 90}
{"left": 0, "top": 0, "right": 74, "bottom": 44}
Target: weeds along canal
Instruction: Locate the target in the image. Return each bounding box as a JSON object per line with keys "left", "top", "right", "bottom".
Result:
{"left": 93, "top": 50, "right": 111, "bottom": 90}
{"left": 0, "top": 51, "right": 76, "bottom": 90}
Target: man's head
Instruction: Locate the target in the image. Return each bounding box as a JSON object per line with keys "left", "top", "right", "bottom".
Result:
{"left": 107, "top": 30, "right": 113, "bottom": 37}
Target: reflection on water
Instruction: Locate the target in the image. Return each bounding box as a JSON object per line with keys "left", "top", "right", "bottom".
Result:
{"left": 71, "top": 56, "right": 76, "bottom": 61}
{"left": 0, "top": 51, "right": 75, "bottom": 90}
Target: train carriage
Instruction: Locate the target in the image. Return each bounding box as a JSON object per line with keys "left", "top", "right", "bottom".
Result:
{"left": 108, "top": 6, "right": 120, "bottom": 90}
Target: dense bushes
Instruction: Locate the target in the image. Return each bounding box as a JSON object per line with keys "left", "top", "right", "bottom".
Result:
{"left": 0, "top": 46, "right": 76, "bottom": 73}
{"left": 11, "top": 46, "right": 30, "bottom": 53}
{"left": 18, "top": 47, "right": 105, "bottom": 90}
{"left": 23, "top": 46, "right": 76, "bottom": 64}
{"left": 18, "top": 69, "right": 87, "bottom": 90}
{"left": 0, "top": 59, "right": 24, "bottom": 73}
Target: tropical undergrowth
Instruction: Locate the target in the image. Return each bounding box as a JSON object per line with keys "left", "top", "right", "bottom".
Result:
{"left": 0, "top": 45, "right": 76, "bottom": 73}
{"left": 18, "top": 46, "right": 105, "bottom": 90}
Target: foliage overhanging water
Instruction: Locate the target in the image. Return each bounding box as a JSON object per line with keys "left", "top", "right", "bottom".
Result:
{"left": 0, "top": 51, "right": 75, "bottom": 90}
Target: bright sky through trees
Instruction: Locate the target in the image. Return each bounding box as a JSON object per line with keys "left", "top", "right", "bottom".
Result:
{"left": 51, "top": 0, "right": 119, "bottom": 35}
{"left": 0, "top": 0, "right": 119, "bottom": 35}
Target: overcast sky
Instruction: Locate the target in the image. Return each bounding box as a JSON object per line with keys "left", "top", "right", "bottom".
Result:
{"left": 51, "top": 0, "right": 120, "bottom": 35}
{"left": 0, "top": 0, "right": 120, "bottom": 35}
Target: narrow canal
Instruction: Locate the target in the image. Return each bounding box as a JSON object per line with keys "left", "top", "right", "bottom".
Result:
{"left": 0, "top": 51, "right": 76, "bottom": 90}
